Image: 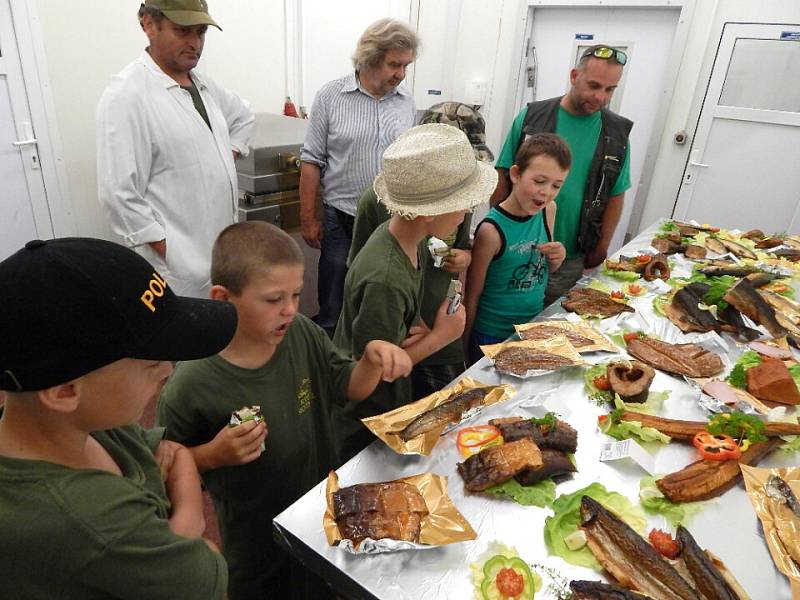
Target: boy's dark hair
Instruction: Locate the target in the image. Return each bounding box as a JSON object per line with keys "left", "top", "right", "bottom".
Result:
{"left": 211, "top": 222, "right": 304, "bottom": 295}
{"left": 514, "top": 132, "right": 572, "bottom": 172}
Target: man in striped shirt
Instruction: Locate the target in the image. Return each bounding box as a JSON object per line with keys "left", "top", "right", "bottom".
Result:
{"left": 299, "top": 19, "right": 418, "bottom": 337}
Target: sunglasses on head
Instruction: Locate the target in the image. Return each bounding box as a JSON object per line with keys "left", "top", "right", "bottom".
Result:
{"left": 582, "top": 46, "right": 627, "bottom": 66}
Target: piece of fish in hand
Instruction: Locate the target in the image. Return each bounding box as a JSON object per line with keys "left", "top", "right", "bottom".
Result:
{"left": 580, "top": 496, "right": 701, "bottom": 600}
{"left": 398, "top": 388, "right": 487, "bottom": 441}
{"left": 457, "top": 438, "right": 543, "bottom": 492}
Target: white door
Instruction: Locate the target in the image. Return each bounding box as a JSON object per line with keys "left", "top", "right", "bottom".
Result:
{"left": 674, "top": 23, "right": 800, "bottom": 234}
{"left": 0, "top": 0, "right": 52, "bottom": 260}
{"left": 516, "top": 6, "right": 680, "bottom": 253}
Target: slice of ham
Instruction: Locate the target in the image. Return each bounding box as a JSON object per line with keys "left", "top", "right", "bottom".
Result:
{"left": 702, "top": 380, "right": 739, "bottom": 406}
{"left": 748, "top": 341, "right": 794, "bottom": 360}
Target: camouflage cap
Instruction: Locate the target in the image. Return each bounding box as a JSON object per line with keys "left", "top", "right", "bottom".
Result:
{"left": 419, "top": 102, "right": 494, "bottom": 162}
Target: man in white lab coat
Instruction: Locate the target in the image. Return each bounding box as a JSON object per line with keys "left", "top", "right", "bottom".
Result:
{"left": 97, "top": 0, "right": 254, "bottom": 298}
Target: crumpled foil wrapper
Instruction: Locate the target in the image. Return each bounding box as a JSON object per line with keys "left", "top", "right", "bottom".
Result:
{"left": 323, "top": 471, "right": 476, "bottom": 554}
{"left": 361, "top": 377, "right": 516, "bottom": 456}
{"left": 480, "top": 335, "right": 586, "bottom": 378}
{"left": 741, "top": 465, "right": 800, "bottom": 593}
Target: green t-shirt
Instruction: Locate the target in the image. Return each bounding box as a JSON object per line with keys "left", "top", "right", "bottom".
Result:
{"left": 333, "top": 221, "right": 423, "bottom": 456}
{"left": 473, "top": 206, "right": 549, "bottom": 338}
{"left": 0, "top": 424, "right": 227, "bottom": 600}
{"left": 157, "top": 314, "right": 354, "bottom": 600}
{"left": 347, "top": 187, "right": 471, "bottom": 365}
{"left": 496, "top": 105, "right": 631, "bottom": 258}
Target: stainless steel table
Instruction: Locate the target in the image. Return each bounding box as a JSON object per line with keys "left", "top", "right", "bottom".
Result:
{"left": 274, "top": 221, "right": 797, "bottom": 599}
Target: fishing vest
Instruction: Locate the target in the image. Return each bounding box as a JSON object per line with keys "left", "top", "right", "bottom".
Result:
{"left": 517, "top": 96, "right": 633, "bottom": 254}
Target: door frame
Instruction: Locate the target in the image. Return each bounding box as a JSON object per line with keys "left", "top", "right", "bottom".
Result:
{"left": 672, "top": 22, "right": 800, "bottom": 221}
{"left": 6, "top": 0, "right": 75, "bottom": 237}
{"left": 507, "top": 0, "right": 697, "bottom": 241}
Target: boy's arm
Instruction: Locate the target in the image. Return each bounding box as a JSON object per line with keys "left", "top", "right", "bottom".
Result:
{"left": 463, "top": 221, "right": 501, "bottom": 346}
{"left": 347, "top": 340, "right": 412, "bottom": 402}
{"left": 155, "top": 440, "right": 205, "bottom": 539}
{"left": 401, "top": 300, "right": 465, "bottom": 364}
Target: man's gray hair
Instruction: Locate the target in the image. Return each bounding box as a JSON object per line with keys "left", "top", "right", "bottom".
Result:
{"left": 352, "top": 18, "right": 419, "bottom": 72}
{"left": 137, "top": 4, "right": 165, "bottom": 26}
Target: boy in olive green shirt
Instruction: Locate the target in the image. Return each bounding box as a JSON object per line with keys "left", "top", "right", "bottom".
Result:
{"left": 158, "top": 221, "right": 411, "bottom": 600}
{"left": 334, "top": 123, "right": 497, "bottom": 461}
{"left": 0, "top": 238, "right": 236, "bottom": 600}
{"left": 346, "top": 102, "right": 496, "bottom": 401}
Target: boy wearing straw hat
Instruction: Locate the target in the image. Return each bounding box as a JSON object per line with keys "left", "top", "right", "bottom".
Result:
{"left": 333, "top": 123, "right": 498, "bottom": 460}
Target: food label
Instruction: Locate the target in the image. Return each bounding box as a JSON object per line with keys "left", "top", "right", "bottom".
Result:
{"left": 599, "top": 439, "right": 655, "bottom": 474}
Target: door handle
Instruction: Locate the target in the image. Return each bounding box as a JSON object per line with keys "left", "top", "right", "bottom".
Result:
{"left": 689, "top": 161, "right": 709, "bottom": 168}
{"left": 12, "top": 138, "right": 38, "bottom": 147}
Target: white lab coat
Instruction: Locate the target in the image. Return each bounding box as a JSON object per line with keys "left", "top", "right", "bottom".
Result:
{"left": 97, "top": 50, "right": 254, "bottom": 298}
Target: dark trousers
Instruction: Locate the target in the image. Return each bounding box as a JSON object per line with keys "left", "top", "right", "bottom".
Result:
{"left": 316, "top": 205, "right": 354, "bottom": 337}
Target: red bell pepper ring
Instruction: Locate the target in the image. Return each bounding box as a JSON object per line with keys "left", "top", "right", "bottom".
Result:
{"left": 692, "top": 431, "right": 742, "bottom": 461}
{"left": 457, "top": 425, "right": 502, "bottom": 458}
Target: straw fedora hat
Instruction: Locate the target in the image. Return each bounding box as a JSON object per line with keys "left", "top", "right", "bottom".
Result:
{"left": 373, "top": 123, "right": 498, "bottom": 218}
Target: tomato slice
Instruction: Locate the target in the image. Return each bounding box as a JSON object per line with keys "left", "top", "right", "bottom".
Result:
{"left": 649, "top": 529, "right": 681, "bottom": 559}
{"left": 636, "top": 255, "right": 652, "bottom": 264}
{"left": 692, "top": 431, "right": 742, "bottom": 461}
{"left": 593, "top": 375, "right": 611, "bottom": 391}
{"left": 611, "top": 290, "right": 625, "bottom": 300}
{"left": 623, "top": 331, "right": 642, "bottom": 342}
{"left": 496, "top": 567, "right": 525, "bottom": 597}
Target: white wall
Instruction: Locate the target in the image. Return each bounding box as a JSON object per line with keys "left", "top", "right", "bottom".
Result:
{"left": 33, "top": 0, "right": 286, "bottom": 240}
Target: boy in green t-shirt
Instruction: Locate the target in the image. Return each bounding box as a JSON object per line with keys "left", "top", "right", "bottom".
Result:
{"left": 157, "top": 221, "right": 411, "bottom": 600}
{"left": 333, "top": 123, "right": 498, "bottom": 460}
{"left": 0, "top": 238, "right": 236, "bottom": 600}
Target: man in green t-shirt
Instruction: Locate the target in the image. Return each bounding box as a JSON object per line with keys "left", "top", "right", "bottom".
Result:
{"left": 158, "top": 221, "right": 411, "bottom": 600}
{"left": 0, "top": 237, "right": 237, "bottom": 599}
{"left": 333, "top": 123, "right": 497, "bottom": 461}
{"left": 492, "top": 45, "right": 633, "bottom": 306}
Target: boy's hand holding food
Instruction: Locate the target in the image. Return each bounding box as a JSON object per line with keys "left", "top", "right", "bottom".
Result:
{"left": 538, "top": 241, "right": 566, "bottom": 271}
{"left": 432, "top": 297, "right": 467, "bottom": 345}
{"left": 442, "top": 248, "right": 471, "bottom": 273}
{"left": 193, "top": 419, "right": 267, "bottom": 472}
{"left": 363, "top": 340, "right": 413, "bottom": 382}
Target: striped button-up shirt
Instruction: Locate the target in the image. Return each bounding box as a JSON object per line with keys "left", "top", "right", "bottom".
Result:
{"left": 300, "top": 72, "right": 416, "bottom": 216}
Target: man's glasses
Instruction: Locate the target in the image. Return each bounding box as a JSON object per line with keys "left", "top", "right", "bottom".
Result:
{"left": 582, "top": 46, "right": 627, "bottom": 66}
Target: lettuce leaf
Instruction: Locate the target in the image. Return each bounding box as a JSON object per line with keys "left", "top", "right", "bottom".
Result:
{"left": 584, "top": 364, "right": 613, "bottom": 404}
{"left": 601, "top": 263, "right": 642, "bottom": 281}
{"left": 727, "top": 351, "right": 763, "bottom": 389}
{"left": 779, "top": 436, "right": 800, "bottom": 453}
{"left": 484, "top": 477, "right": 556, "bottom": 508}
{"left": 544, "top": 483, "right": 646, "bottom": 570}
{"left": 639, "top": 476, "right": 705, "bottom": 526}
{"left": 600, "top": 415, "right": 671, "bottom": 444}
{"left": 652, "top": 294, "right": 669, "bottom": 316}
{"left": 789, "top": 364, "right": 800, "bottom": 390}
{"left": 614, "top": 391, "right": 669, "bottom": 415}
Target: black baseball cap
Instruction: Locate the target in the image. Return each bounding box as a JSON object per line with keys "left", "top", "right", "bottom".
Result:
{"left": 0, "top": 238, "right": 237, "bottom": 392}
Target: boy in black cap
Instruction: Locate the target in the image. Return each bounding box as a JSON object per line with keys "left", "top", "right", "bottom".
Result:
{"left": 0, "top": 238, "right": 236, "bottom": 599}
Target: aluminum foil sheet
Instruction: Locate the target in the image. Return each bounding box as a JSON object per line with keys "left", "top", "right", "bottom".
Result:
{"left": 274, "top": 221, "right": 798, "bottom": 599}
